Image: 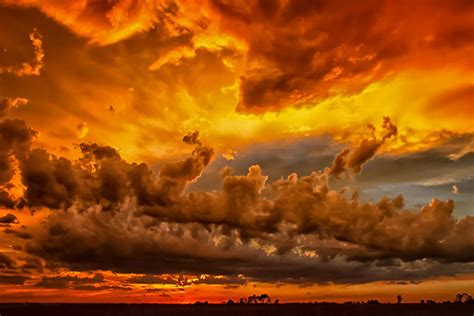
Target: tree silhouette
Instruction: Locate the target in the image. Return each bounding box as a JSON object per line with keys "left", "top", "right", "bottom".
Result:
{"left": 248, "top": 294, "right": 256, "bottom": 304}
{"left": 239, "top": 294, "right": 274, "bottom": 304}
{"left": 455, "top": 293, "right": 473, "bottom": 303}
{"left": 259, "top": 294, "right": 271, "bottom": 304}
{"left": 397, "top": 294, "right": 403, "bottom": 304}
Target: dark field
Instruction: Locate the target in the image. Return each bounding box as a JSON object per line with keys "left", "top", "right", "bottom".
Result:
{"left": 0, "top": 303, "right": 473, "bottom": 316}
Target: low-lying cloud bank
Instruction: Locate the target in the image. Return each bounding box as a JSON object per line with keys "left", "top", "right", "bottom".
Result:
{"left": 0, "top": 113, "right": 472, "bottom": 286}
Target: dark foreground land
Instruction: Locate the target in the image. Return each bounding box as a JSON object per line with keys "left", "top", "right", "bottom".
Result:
{"left": 1, "top": 303, "right": 473, "bottom": 316}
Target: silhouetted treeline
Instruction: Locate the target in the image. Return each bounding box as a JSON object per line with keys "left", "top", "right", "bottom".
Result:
{"left": 194, "top": 292, "right": 473, "bottom": 305}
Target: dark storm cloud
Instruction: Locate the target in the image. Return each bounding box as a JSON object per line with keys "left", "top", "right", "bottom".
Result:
{"left": 126, "top": 273, "right": 245, "bottom": 287}
{"left": 20, "top": 255, "right": 44, "bottom": 272}
{"left": 0, "top": 253, "right": 16, "bottom": 269}
{"left": 126, "top": 274, "right": 177, "bottom": 285}
{"left": 0, "top": 0, "right": 179, "bottom": 46}
{"left": 0, "top": 213, "right": 19, "bottom": 225}
{"left": 182, "top": 131, "right": 201, "bottom": 145}
{"left": 208, "top": 0, "right": 474, "bottom": 112}
{"left": 0, "top": 114, "right": 472, "bottom": 285}
{"left": 4, "top": 228, "right": 32, "bottom": 239}
{"left": 34, "top": 273, "right": 106, "bottom": 290}
{"left": 0, "top": 190, "right": 15, "bottom": 209}
{"left": 22, "top": 146, "right": 474, "bottom": 283}
{"left": 5, "top": 1, "right": 471, "bottom": 115}
{"left": 0, "top": 274, "right": 30, "bottom": 285}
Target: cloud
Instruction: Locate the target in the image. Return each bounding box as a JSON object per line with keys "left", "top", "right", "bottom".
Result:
{"left": 0, "top": 98, "right": 28, "bottom": 117}
{"left": 452, "top": 185, "right": 459, "bottom": 195}
{"left": 0, "top": 213, "right": 19, "bottom": 225}
{"left": 126, "top": 274, "right": 177, "bottom": 285}
{"left": 329, "top": 148, "right": 350, "bottom": 180}
{"left": 222, "top": 148, "right": 236, "bottom": 161}
{"left": 0, "top": 119, "right": 37, "bottom": 207}
{"left": 331, "top": 117, "right": 397, "bottom": 177}
{"left": 0, "top": 253, "right": 16, "bottom": 269}
{"left": 4, "top": 228, "right": 32, "bottom": 239}
{"left": 34, "top": 273, "right": 106, "bottom": 289}
{"left": 76, "top": 122, "right": 88, "bottom": 139}
{"left": 0, "top": 29, "right": 44, "bottom": 76}
{"left": 21, "top": 255, "right": 44, "bottom": 272}
{"left": 207, "top": 0, "right": 474, "bottom": 112}
{"left": 0, "top": 114, "right": 471, "bottom": 285}
{"left": 449, "top": 139, "right": 474, "bottom": 160}
{"left": 182, "top": 131, "right": 201, "bottom": 145}
{"left": 1, "top": 0, "right": 172, "bottom": 46}
{"left": 0, "top": 190, "right": 15, "bottom": 209}
{"left": 0, "top": 275, "right": 30, "bottom": 285}
{"left": 4, "top": 1, "right": 472, "bottom": 115}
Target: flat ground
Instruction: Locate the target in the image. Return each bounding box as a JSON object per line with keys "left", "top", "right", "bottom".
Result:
{"left": 0, "top": 303, "right": 473, "bottom": 316}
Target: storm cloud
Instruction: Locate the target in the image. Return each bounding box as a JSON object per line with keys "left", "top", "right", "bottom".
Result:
{"left": 0, "top": 117, "right": 471, "bottom": 285}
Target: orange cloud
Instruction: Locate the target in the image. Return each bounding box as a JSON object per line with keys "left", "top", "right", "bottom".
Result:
{"left": 0, "top": 98, "right": 28, "bottom": 117}
{"left": 1, "top": 0, "right": 172, "bottom": 45}
{"left": 0, "top": 29, "right": 43, "bottom": 76}
{"left": 206, "top": 0, "right": 474, "bottom": 112}
{"left": 0, "top": 113, "right": 471, "bottom": 287}
{"left": 330, "top": 117, "right": 397, "bottom": 178}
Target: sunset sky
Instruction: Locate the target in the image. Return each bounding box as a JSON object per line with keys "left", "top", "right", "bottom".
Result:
{"left": 0, "top": 0, "right": 473, "bottom": 304}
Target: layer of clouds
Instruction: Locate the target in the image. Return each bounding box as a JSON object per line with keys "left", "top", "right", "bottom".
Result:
{"left": 0, "top": 114, "right": 471, "bottom": 285}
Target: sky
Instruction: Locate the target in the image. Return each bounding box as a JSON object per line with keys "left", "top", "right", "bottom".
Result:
{"left": 0, "top": 0, "right": 473, "bottom": 304}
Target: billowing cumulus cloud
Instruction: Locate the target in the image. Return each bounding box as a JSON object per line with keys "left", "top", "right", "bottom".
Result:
{"left": 0, "top": 115, "right": 471, "bottom": 285}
